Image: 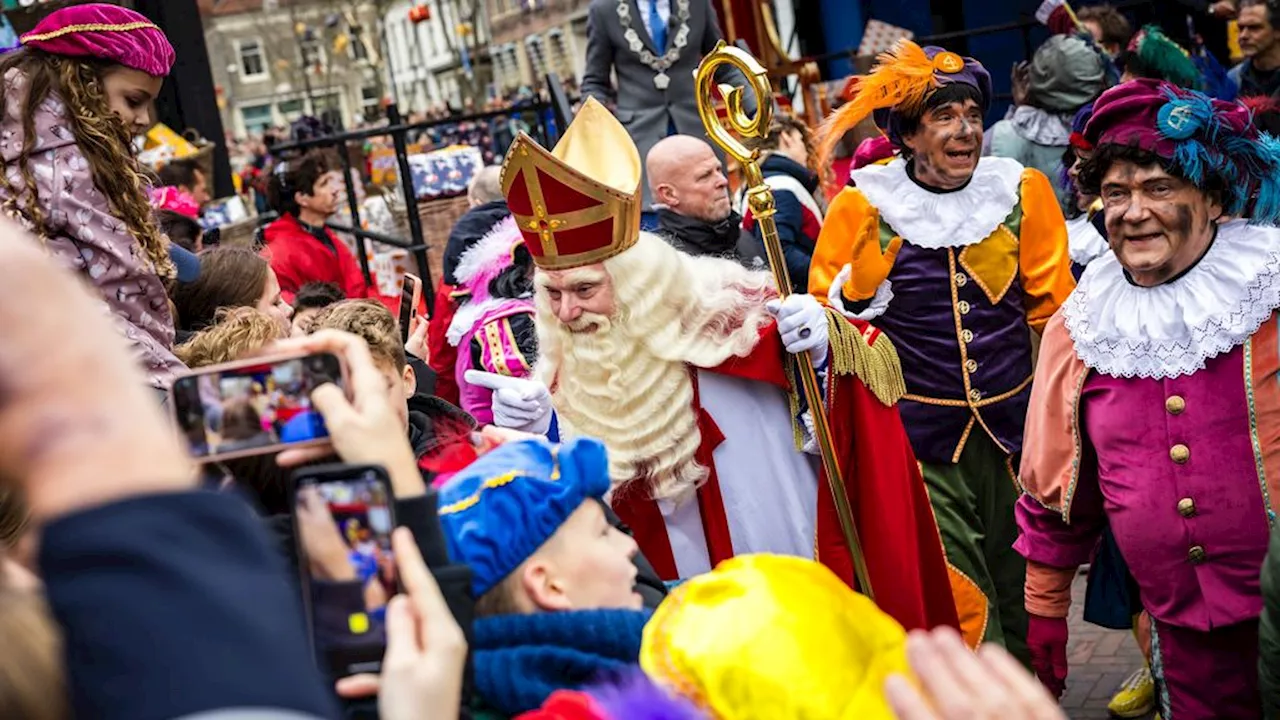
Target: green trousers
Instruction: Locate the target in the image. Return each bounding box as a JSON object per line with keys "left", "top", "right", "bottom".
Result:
{"left": 919, "top": 430, "right": 1030, "bottom": 666}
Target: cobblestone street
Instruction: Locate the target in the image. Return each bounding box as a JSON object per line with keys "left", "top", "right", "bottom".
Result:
{"left": 1061, "top": 570, "right": 1155, "bottom": 720}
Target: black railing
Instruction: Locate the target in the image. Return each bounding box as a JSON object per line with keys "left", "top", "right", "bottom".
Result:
{"left": 265, "top": 87, "right": 563, "bottom": 314}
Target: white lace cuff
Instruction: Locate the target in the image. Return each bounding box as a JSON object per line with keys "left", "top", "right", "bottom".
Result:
{"left": 828, "top": 263, "right": 893, "bottom": 322}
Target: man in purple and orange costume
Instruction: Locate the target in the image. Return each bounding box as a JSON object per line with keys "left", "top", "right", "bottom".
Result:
{"left": 1016, "top": 78, "right": 1280, "bottom": 719}
{"left": 808, "top": 41, "right": 1078, "bottom": 662}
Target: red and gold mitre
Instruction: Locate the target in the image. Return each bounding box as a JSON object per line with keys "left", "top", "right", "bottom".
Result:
{"left": 500, "top": 97, "right": 641, "bottom": 271}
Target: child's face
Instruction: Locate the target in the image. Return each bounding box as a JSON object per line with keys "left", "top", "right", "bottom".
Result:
{"left": 376, "top": 360, "right": 415, "bottom": 431}
{"left": 526, "top": 499, "right": 642, "bottom": 612}
{"left": 102, "top": 67, "right": 163, "bottom": 134}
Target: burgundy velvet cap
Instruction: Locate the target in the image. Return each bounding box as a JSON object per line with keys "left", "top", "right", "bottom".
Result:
{"left": 21, "top": 4, "right": 174, "bottom": 78}
{"left": 1083, "top": 78, "right": 1250, "bottom": 159}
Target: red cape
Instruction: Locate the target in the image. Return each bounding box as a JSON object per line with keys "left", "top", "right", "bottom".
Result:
{"left": 613, "top": 319, "right": 959, "bottom": 633}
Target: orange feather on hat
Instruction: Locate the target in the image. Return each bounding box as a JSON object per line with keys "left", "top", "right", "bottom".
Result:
{"left": 816, "top": 40, "right": 939, "bottom": 168}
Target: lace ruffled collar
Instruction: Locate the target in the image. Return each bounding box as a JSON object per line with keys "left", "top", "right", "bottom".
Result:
{"left": 1063, "top": 220, "right": 1280, "bottom": 379}
{"left": 849, "top": 157, "right": 1023, "bottom": 250}
{"left": 1067, "top": 214, "right": 1109, "bottom": 267}
{"left": 1010, "top": 106, "right": 1072, "bottom": 146}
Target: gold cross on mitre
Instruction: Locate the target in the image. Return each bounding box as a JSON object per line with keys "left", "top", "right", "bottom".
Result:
{"left": 499, "top": 98, "right": 643, "bottom": 271}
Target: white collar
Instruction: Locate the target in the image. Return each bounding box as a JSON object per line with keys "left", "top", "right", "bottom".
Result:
{"left": 848, "top": 156, "right": 1023, "bottom": 250}
{"left": 1063, "top": 220, "right": 1280, "bottom": 379}
{"left": 1066, "top": 214, "right": 1109, "bottom": 267}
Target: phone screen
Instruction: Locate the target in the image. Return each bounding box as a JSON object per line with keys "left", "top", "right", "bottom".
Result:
{"left": 295, "top": 468, "right": 397, "bottom": 679}
{"left": 172, "top": 353, "right": 341, "bottom": 459}
{"left": 399, "top": 275, "right": 420, "bottom": 344}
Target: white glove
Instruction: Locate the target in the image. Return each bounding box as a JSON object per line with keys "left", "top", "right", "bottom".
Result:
{"left": 766, "top": 295, "right": 829, "bottom": 368}
{"left": 464, "top": 370, "right": 553, "bottom": 434}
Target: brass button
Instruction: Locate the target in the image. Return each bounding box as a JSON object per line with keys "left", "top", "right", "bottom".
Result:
{"left": 1170, "top": 444, "right": 1190, "bottom": 464}
{"left": 958, "top": 300, "right": 971, "bottom": 315}
{"left": 965, "top": 359, "right": 979, "bottom": 373}
{"left": 955, "top": 273, "right": 968, "bottom": 287}
{"left": 969, "top": 388, "right": 982, "bottom": 402}
{"left": 1166, "top": 395, "right": 1186, "bottom": 415}
{"left": 1188, "top": 545, "right": 1207, "bottom": 564}
{"left": 961, "top": 329, "right": 974, "bottom": 343}
{"left": 1177, "top": 498, "right": 1196, "bottom": 518}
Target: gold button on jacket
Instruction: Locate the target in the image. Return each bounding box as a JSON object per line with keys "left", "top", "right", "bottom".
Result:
{"left": 965, "top": 359, "right": 978, "bottom": 373}
{"left": 961, "top": 329, "right": 974, "bottom": 343}
{"left": 959, "top": 300, "right": 971, "bottom": 314}
{"left": 969, "top": 388, "right": 982, "bottom": 402}
{"left": 1177, "top": 498, "right": 1196, "bottom": 518}
{"left": 1166, "top": 395, "right": 1186, "bottom": 415}
{"left": 955, "top": 273, "right": 968, "bottom": 287}
{"left": 1170, "top": 444, "right": 1190, "bottom": 464}
{"left": 1188, "top": 545, "right": 1207, "bottom": 564}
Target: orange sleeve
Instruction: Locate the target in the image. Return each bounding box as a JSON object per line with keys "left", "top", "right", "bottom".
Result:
{"left": 1017, "top": 169, "right": 1076, "bottom": 333}
{"left": 1025, "top": 560, "right": 1076, "bottom": 618}
{"left": 808, "top": 187, "right": 889, "bottom": 306}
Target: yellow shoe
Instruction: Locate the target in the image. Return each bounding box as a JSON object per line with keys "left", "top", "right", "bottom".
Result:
{"left": 1108, "top": 667, "right": 1155, "bottom": 718}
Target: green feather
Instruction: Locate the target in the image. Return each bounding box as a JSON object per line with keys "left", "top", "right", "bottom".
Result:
{"left": 1137, "top": 25, "right": 1203, "bottom": 90}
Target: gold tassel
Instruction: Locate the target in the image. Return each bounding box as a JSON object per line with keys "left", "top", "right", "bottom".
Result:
{"left": 783, "top": 359, "right": 806, "bottom": 451}
{"left": 825, "top": 308, "right": 907, "bottom": 407}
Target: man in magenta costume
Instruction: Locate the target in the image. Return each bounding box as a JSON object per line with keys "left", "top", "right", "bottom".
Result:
{"left": 1015, "top": 78, "right": 1280, "bottom": 719}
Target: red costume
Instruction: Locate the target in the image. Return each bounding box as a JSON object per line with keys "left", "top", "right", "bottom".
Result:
{"left": 496, "top": 97, "right": 959, "bottom": 633}
{"left": 261, "top": 213, "right": 373, "bottom": 304}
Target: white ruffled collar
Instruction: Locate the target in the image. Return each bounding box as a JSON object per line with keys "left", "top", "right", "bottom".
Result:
{"left": 848, "top": 157, "right": 1023, "bottom": 250}
{"left": 1063, "top": 220, "right": 1280, "bottom": 379}
{"left": 1066, "top": 214, "right": 1109, "bottom": 267}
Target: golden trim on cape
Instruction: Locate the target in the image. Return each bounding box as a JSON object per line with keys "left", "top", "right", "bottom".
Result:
{"left": 499, "top": 97, "right": 642, "bottom": 271}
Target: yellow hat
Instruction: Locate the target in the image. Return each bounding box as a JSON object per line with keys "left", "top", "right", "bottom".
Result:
{"left": 640, "top": 554, "right": 913, "bottom": 720}
{"left": 499, "top": 97, "right": 642, "bottom": 271}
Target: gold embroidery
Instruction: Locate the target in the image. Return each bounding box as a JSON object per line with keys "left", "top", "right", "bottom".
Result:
{"left": 438, "top": 470, "right": 521, "bottom": 514}
{"left": 23, "top": 21, "right": 158, "bottom": 42}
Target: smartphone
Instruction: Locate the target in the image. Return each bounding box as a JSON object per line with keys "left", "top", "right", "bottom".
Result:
{"left": 400, "top": 273, "right": 422, "bottom": 344}
{"left": 169, "top": 352, "right": 346, "bottom": 462}
{"left": 292, "top": 464, "right": 398, "bottom": 681}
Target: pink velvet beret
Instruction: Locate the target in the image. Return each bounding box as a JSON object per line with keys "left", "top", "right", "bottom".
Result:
{"left": 1084, "top": 78, "right": 1250, "bottom": 160}
{"left": 21, "top": 3, "right": 175, "bottom": 78}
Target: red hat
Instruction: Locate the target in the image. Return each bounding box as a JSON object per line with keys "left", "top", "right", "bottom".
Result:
{"left": 22, "top": 4, "right": 175, "bottom": 78}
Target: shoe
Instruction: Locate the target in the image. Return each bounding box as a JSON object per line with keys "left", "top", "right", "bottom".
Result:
{"left": 1108, "top": 666, "right": 1155, "bottom": 718}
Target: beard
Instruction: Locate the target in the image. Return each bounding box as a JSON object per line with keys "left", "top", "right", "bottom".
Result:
{"left": 544, "top": 310, "right": 707, "bottom": 501}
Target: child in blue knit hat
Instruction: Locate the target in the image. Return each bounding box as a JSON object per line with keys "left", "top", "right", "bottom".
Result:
{"left": 438, "top": 436, "right": 649, "bottom": 719}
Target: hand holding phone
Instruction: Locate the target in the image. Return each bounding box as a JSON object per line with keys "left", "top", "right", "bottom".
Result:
{"left": 334, "top": 527, "right": 468, "bottom": 720}
{"left": 293, "top": 464, "right": 400, "bottom": 682}
{"left": 399, "top": 274, "right": 423, "bottom": 346}
{"left": 273, "top": 330, "right": 425, "bottom": 500}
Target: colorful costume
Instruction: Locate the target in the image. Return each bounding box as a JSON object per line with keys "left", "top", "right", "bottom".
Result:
{"left": 498, "top": 98, "right": 959, "bottom": 633}
{"left": 1016, "top": 79, "right": 1280, "bottom": 719}
{"left": 3, "top": 5, "right": 184, "bottom": 389}
{"left": 809, "top": 41, "right": 1076, "bottom": 657}
{"left": 438, "top": 437, "right": 652, "bottom": 719}
{"left": 448, "top": 215, "right": 536, "bottom": 424}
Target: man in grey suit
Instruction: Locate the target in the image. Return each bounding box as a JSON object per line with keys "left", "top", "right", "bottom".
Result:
{"left": 581, "top": 0, "right": 751, "bottom": 211}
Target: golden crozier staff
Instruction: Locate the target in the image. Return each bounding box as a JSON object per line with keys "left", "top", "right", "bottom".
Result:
{"left": 694, "top": 42, "right": 873, "bottom": 598}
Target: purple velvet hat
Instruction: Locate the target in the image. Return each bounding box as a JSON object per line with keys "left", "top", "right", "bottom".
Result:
{"left": 1083, "top": 78, "right": 1248, "bottom": 160}
{"left": 875, "top": 46, "right": 992, "bottom": 147}
{"left": 21, "top": 4, "right": 175, "bottom": 78}
{"left": 1083, "top": 78, "right": 1280, "bottom": 222}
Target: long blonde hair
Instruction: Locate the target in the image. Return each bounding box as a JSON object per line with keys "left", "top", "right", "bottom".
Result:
{"left": 0, "top": 48, "right": 174, "bottom": 282}
{"left": 0, "top": 589, "right": 66, "bottom": 720}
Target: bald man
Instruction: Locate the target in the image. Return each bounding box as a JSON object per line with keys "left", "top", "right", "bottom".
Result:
{"left": 647, "top": 135, "right": 762, "bottom": 266}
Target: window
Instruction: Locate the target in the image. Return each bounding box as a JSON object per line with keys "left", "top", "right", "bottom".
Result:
{"left": 299, "top": 37, "right": 325, "bottom": 71}
{"left": 361, "top": 86, "right": 381, "bottom": 113}
{"left": 349, "top": 29, "right": 370, "bottom": 62}
{"left": 240, "top": 103, "right": 273, "bottom": 134}
{"left": 277, "top": 99, "right": 304, "bottom": 121}
{"left": 237, "top": 39, "right": 268, "bottom": 80}
{"left": 418, "top": 12, "right": 437, "bottom": 57}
